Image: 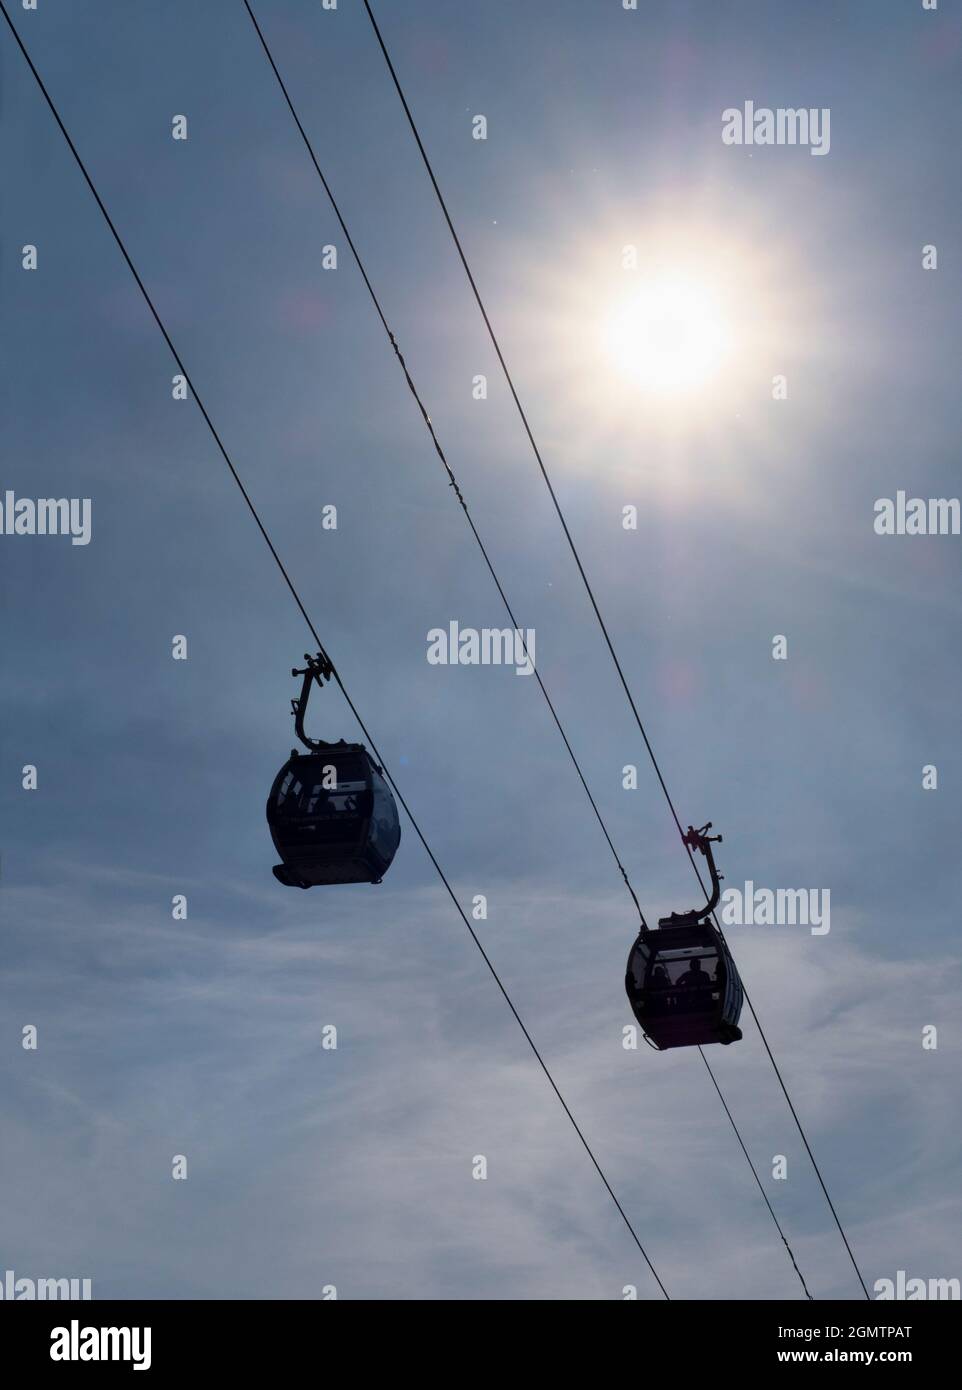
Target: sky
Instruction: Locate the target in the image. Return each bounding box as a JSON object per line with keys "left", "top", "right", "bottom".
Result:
{"left": 1, "top": 0, "right": 960, "bottom": 1300}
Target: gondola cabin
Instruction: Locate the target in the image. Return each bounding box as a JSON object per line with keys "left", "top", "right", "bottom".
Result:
{"left": 625, "top": 921, "right": 743, "bottom": 1049}
{"left": 625, "top": 824, "right": 744, "bottom": 1050}
{"left": 267, "top": 653, "right": 401, "bottom": 889}
{"left": 268, "top": 744, "right": 400, "bottom": 888}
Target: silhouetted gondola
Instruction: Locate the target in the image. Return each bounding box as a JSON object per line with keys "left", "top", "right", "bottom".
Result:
{"left": 267, "top": 653, "right": 400, "bottom": 888}
{"left": 625, "top": 824, "right": 743, "bottom": 1049}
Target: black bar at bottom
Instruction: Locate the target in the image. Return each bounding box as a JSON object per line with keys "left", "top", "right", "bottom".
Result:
{"left": 0, "top": 1298, "right": 955, "bottom": 1374}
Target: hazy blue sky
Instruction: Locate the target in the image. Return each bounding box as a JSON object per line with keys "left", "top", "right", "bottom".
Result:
{"left": 1, "top": 0, "right": 960, "bottom": 1299}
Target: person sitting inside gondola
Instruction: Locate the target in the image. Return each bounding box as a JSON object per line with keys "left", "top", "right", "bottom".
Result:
{"left": 648, "top": 963, "right": 672, "bottom": 1014}
{"left": 676, "top": 956, "right": 713, "bottom": 1008}
{"left": 677, "top": 957, "right": 710, "bottom": 988}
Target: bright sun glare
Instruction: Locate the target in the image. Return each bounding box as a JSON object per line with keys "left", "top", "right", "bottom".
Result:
{"left": 603, "top": 277, "right": 731, "bottom": 393}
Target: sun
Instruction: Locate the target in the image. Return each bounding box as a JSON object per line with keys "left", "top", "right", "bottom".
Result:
{"left": 602, "top": 276, "right": 731, "bottom": 393}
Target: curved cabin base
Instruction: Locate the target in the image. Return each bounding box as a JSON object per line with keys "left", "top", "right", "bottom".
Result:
{"left": 272, "top": 860, "right": 383, "bottom": 889}
{"left": 642, "top": 1016, "right": 744, "bottom": 1051}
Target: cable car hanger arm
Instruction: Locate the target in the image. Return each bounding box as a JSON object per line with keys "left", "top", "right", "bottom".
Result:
{"left": 657, "top": 824, "right": 724, "bottom": 928}
{"left": 290, "top": 650, "right": 334, "bottom": 752}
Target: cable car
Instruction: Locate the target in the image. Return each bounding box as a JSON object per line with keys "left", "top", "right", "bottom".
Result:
{"left": 267, "top": 653, "right": 401, "bottom": 888}
{"left": 625, "top": 824, "right": 743, "bottom": 1050}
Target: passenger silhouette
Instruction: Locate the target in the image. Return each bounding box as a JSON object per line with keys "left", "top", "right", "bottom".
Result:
{"left": 647, "top": 963, "right": 672, "bottom": 1015}
{"left": 676, "top": 957, "right": 711, "bottom": 990}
